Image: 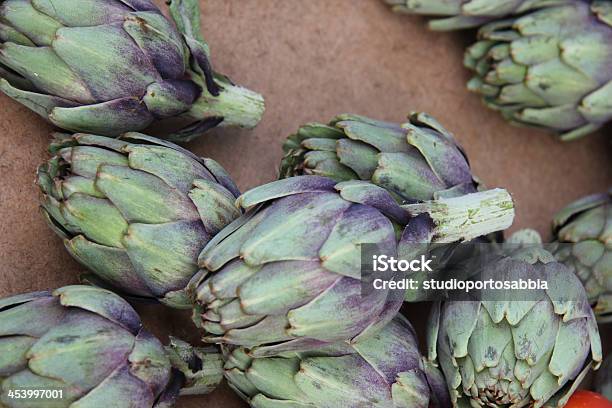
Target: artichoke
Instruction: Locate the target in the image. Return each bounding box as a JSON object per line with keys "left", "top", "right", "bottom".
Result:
{"left": 223, "top": 315, "right": 451, "bottom": 408}
{"left": 595, "top": 356, "right": 612, "bottom": 401}
{"left": 37, "top": 132, "right": 241, "bottom": 308}
{"left": 465, "top": 1, "right": 612, "bottom": 140}
{"left": 0, "top": 285, "right": 223, "bottom": 408}
{"left": 383, "top": 0, "right": 568, "bottom": 31}
{"left": 0, "top": 0, "right": 264, "bottom": 142}
{"left": 552, "top": 190, "right": 611, "bottom": 322}
{"left": 280, "top": 112, "right": 479, "bottom": 202}
{"left": 427, "top": 247, "right": 603, "bottom": 407}
{"left": 189, "top": 175, "right": 515, "bottom": 356}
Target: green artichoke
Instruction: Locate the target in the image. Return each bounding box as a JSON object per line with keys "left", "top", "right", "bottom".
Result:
{"left": 223, "top": 315, "right": 451, "bottom": 408}
{"left": 0, "top": 285, "right": 223, "bottom": 408}
{"left": 37, "top": 132, "right": 241, "bottom": 308}
{"left": 280, "top": 112, "right": 479, "bottom": 202}
{"left": 427, "top": 247, "right": 603, "bottom": 407}
{"left": 595, "top": 356, "right": 612, "bottom": 401}
{"left": 0, "top": 0, "right": 264, "bottom": 142}
{"left": 552, "top": 190, "right": 611, "bottom": 322}
{"left": 465, "top": 1, "right": 612, "bottom": 140}
{"left": 190, "top": 175, "right": 515, "bottom": 356}
{"left": 384, "top": 0, "right": 568, "bottom": 31}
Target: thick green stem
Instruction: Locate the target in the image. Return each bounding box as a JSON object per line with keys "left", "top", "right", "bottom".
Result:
{"left": 402, "top": 188, "right": 515, "bottom": 243}
{"left": 190, "top": 79, "right": 265, "bottom": 129}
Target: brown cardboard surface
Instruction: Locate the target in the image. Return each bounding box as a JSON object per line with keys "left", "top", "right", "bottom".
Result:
{"left": 0, "top": 1, "right": 610, "bottom": 407}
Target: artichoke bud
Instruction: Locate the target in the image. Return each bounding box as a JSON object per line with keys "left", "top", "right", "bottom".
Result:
{"left": 0, "top": 0, "right": 264, "bottom": 141}
{"left": 223, "top": 315, "right": 451, "bottom": 408}
{"left": 552, "top": 190, "right": 612, "bottom": 322}
{"left": 37, "top": 132, "right": 241, "bottom": 307}
{"left": 0, "top": 286, "right": 222, "bottom": 407}
{"left": 280, "top": 112, "right": 479, "bottom": 203}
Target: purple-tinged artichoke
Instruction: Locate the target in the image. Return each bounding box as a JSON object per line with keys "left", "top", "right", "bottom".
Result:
{"left": 0, "top": 0, "right": 264, "bottom": 142}
{"left": 383, "top": 0, "right": 569, "bottom": 31}
{"left": 280, "top": 112, "right": 479, "bottom": 202}
{"left": 552, "top": 190, "right": 611, "bottom": 322}
{"left": 37, "top": 132, "right": 241, "bottom": 308}
{"left": 427, "top": 246, "right": 602, "bottom": 407}
{"left": 223, "top": 315, "right": 451, "bottom": 408}
{"left": 0, "top": 285, "right": 223, "bottom": 408}
{"left": 465, "top": 1, "right": 612, "bottom": 140}
{"left": 189, "top": 175, "right": 515, "bottom": 356}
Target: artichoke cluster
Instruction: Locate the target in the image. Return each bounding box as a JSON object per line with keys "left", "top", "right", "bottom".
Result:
{"left": 0, "top": 0, "right": 610, "bottom": 407}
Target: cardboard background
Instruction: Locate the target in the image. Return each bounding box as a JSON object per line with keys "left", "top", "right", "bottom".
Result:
{"left": 0, "top": 1, "right": 610, "bottom": 406}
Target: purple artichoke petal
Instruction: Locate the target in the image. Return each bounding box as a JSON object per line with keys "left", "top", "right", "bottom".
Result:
{"left": 27, "top": 311, "right": 135, "bottom": 390}
{"left": 64, "top": 236, "right": 154, "bottom": 298}
{"left": 240, "top": 193, "right": 349, "bottom": 266}
{"left": 236, "top": 176, "right": 337, "bottom": 210}
{"left": 125, "top": 12, "right": 186, "bottom": 80}
{"left": 190, "top": 179, "right": 241, "bottom": 237}
{"left": 238, "top": 261, "right": 340, "bottom": 315}
{"left": 0, "top": 0, "right": 63, "bottom": 46}
{"left": 0, "top": 77, "right": 78, "bottom": 117}
{"left": 53, "top": 285, "right": 142, "bottom": 334}
{"left": 320, "top": 203, "right": 397, "bottom": 278}
{"left": 50, "top": 98, "right": 155, "bottom": 136}
{"left": 336, "top": 180, "right": 409, "bottom": 224}
{"left": 287, "top": 277, "right": 388, "bottom": 343}
{"left": 0, "top": 297, "right": 65, "bottom": 338}
{"left": 95, "top": 164, "right": 200, "bottom": 223}
{"left": 220, "top": 315, "right": 294, "bottom": 346}
{"left": 1, "top": 369, "right": 81, "bottom": 405}
{"left": 32, "top": 0, "right": 133, "bottom": 26}
{"left": 70, "top": 364, "right": 156, "bottom": 407}
{"left": 52, "top": 25, "right": 159, "bottom": 100}
{"left": 0, "top": 336, "right": 36, "bottom": 376}
{"left": 0, "top": 43, "right": 94, "bottom": 103}
{"left": 125, "top": 144, "right": 214, "bottom": 194}
{"left": 124, "top": 220, "right": 209, "bottom": 297}
{"left": 201, "top": 158, "right": 242, "bottom": 199}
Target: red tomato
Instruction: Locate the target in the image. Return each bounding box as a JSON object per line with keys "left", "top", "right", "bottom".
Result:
{"left": 565, "top": 391, "right": 612, "bottom": 408}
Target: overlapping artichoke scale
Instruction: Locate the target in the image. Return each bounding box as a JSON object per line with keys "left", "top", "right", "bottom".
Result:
{"left": 0, "top": 286, "right": 172, "bottom": 408}
{"left": 465, "top": 1, "right": 612, "bottom": 139}
{"left": 552, "top": 190, "right": 611, "bottom": 321}
{"left": 280, "top": 112, "right": 476, "bottom": 203}
{"left": 193, "top": 176, "right": 405, "bottom": 353}
{"left": 223, "top": 316, "right": 449, "bottom": 408}
{"left": 430, "top": 256, "right": 602, "bottom": 408}
{"left": 37, "top": 133, "right": 240, "bottom": 302}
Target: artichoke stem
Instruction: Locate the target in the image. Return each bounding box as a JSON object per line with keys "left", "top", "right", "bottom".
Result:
{"left": 164, "top": 337, "right": 224, "bottom": 396}
{"left": 403, "top": 188, "right": 515, "bottom": 243}
{"left": 190, "top": 80, "right": 265, "bottom": 129}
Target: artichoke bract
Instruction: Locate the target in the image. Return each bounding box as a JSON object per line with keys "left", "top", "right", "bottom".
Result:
{"left": 280, "top": 112, "right": 479, "bottom": 202}
{"left": 189, "top": 176, "right": 515, "bottom": 356}
{"left": 37, "top": 132, "right": 241, "bottom": 308}
{"left": 0, "top": 0, "right": 264, "bottom": 142}
{"left": 427, "top": 247, "right": 603, "bottom": 408}
{"left": 465, "top": 1, "right": 612, "bottom": 140}
{"left": 0, "top": 285, "right": 223, "bottom": 408}
{"left": 552, "top": 190, "right": 611, "bottom": 322}
{"left": 383, "top": 0, "right": 569, "bottom": 31}
{"left": 223, "top": 315, "right": 451, "bottom": 408}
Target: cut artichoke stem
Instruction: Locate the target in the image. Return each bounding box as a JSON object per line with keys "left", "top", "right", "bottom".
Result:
{"left": 402, "top": 188, "right": 515, "bottom": 243}
{"left": 188, "top": 79, "right": 265, "bottom": 130}
{"left": 164, "top": 337, "right": 224, "bottom": 396}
